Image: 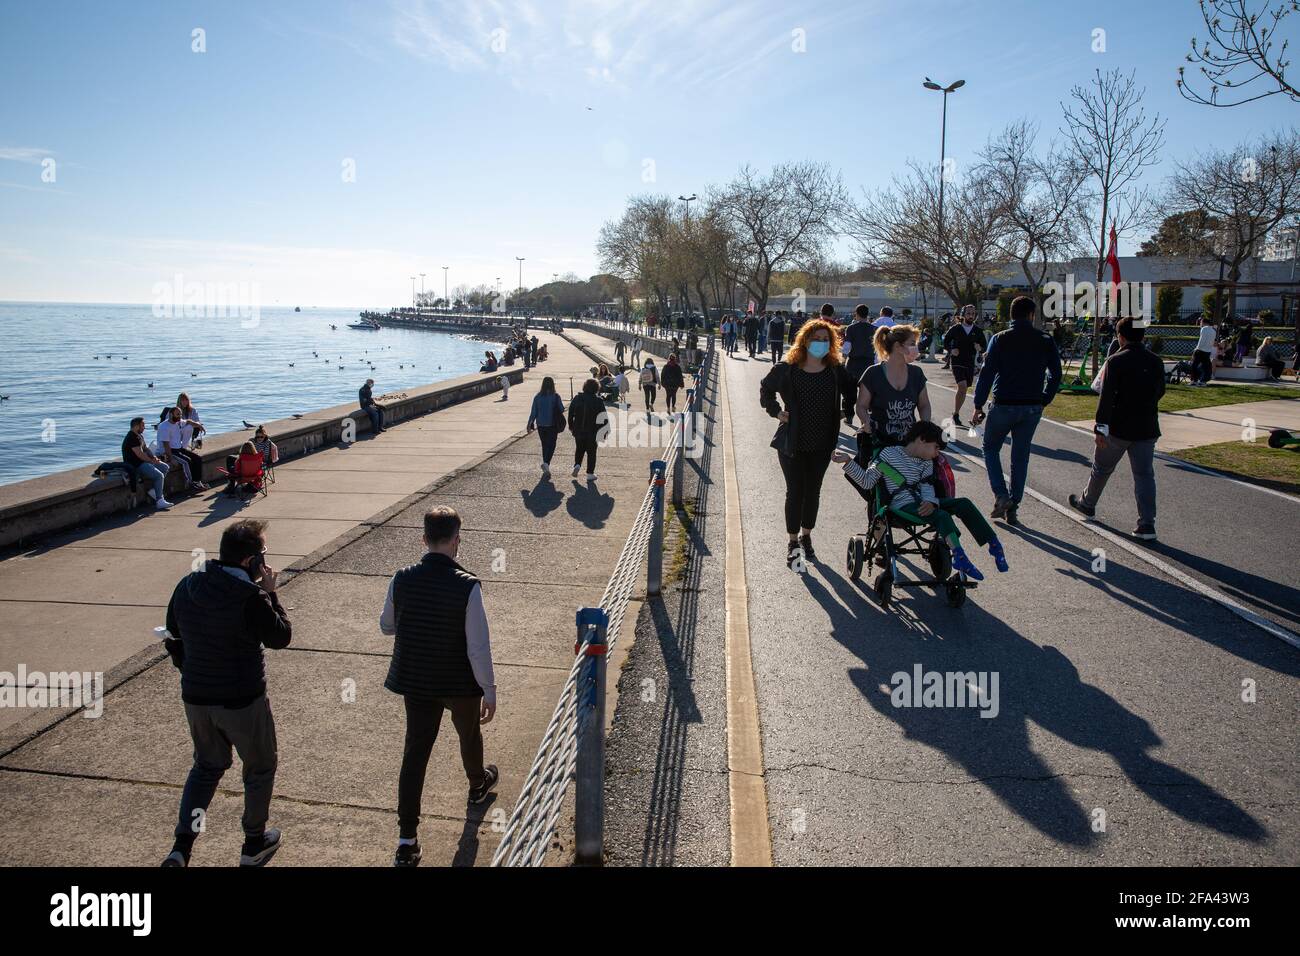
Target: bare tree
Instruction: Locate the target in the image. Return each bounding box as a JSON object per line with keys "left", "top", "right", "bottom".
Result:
{"left": 1168, "top": 129, "right": 1300, "bottom": 316}
{"left": 711, "top": 162, "right": 849, "bottom": 312}
{"left": 977, "top": 120, "right": 1091, "bottom": 320}
{"left": 846, "top": 160, "right": 1010, "bottom": 315}
{"left": 1062, "top": 68, "right": 1167, "bottom": 372}
{"left": 1179, "top": 0, "right": 1300, "bottom": 107}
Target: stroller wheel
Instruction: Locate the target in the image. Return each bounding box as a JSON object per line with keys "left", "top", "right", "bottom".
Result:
{"left": 847, "top": 536, "right": 865, "bottom": 581}
{"left": 928, "top": 537, "right": 952, "bottom": 586}
{"left": 873, "top": 571, "right": 894, "bottom": 608}
{"left": 945, "top": 574, "right": 968, "bottom": 609}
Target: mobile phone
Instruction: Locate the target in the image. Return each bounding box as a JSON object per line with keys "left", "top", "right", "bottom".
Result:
{"left": 247, "top": 553, "right": 265, "bottom": 580}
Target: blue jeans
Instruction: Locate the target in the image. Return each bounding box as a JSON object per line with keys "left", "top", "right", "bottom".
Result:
{"left": 363, "top": 404, "right": 383, "bottom": 433}
{"left": 981, "top": 404, "right": 1043, "bottom": 504}
{"left": 134, "top": 461, "right": 167, "bottom": 500}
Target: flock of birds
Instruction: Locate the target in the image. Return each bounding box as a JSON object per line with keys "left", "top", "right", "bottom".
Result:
{"left": 83, "top": 344, "right": 442, "bottom": 392}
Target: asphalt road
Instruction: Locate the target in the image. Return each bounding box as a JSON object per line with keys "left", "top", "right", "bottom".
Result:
{"left": 724, "top": 351, "right": 1299, "bottom": 866}
{"left": 925, "top": 368, "right": 1300, "bottom": 636}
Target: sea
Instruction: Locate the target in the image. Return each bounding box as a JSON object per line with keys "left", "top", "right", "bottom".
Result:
{"left": 0, "top": 302, "right": 496, "bottom": 487}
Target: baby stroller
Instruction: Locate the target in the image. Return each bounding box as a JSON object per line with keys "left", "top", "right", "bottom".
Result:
{"left": 844, "top": 436, "right": 977, "bottom": 609}
{"left": 219, "top": 452, "right": 269, "bottom": 501}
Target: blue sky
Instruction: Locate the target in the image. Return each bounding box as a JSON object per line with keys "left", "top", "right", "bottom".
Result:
{"left": 0, "top": 0, "right": 1288, "bottom": 307}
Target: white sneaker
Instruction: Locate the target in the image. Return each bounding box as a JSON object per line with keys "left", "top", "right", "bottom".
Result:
{"left": 541, "top": 462, "right": 550, "bottom": 475}
{"left": 586, "top": 473, "right": 598, "bottom": 481}
{"left": 571, "top": 463, "right": 581, "bottom": 477}
{"left": 156, "top": 498, "right": 173, "bottom": 510}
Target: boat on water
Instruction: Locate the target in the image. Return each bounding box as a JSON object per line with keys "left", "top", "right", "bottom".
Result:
{"left": 348, "top": 318, "right": 381, "bottom": 330}
{"left": 294, "top": 306, "right": 301, "bottom": 312}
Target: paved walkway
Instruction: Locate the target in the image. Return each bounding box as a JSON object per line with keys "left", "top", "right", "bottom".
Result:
{"left": 1067, "top": 398, "right": 1300, "bottom": 452}
{"left": 0, "top": 328, "right": 659, "bottom": 866}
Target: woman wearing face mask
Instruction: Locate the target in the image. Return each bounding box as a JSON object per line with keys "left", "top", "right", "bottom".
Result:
{"left": 759, "top": 319, "right": 857, "bottom": 567}
{"left": 856, "top": 324, "right": 932, "bottom": 452}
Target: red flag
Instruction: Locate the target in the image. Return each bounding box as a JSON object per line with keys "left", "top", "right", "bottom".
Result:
{"left": 1105, "top": 224, "right": 1121, "bottom": 284}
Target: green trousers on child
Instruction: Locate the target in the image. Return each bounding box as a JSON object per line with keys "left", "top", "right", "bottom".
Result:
{"left": 891, "top": 497, "right": 995, "bottom": 547}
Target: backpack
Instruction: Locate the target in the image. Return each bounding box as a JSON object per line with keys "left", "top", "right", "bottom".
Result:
{"left": 640, "top": 367, "right": 655, "bottom": 386}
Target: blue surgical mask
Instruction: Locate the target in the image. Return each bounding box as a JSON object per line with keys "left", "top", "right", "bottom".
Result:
{"left": 808, "top": 341, "right": 830, "bottom": 359}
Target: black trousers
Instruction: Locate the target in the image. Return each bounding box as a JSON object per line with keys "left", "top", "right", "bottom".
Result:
{"left": 398, "top": 695, "right": 485, "bottom": 839}
{"left": 1191, "top": 349, "right": 1214, "bottom": 384}
{"left": 574, "top": 432, "right": 598, "bottom": 473}
{"left": 778, "top": 447, "right": 835, "bottom": 535}
{"left": 537, "top": 425, "right": 558, "bottom": 463}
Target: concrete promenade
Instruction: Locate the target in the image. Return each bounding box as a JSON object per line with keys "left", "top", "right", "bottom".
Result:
{"left": 0, "top": 327, "right": 659, "bottom": 865}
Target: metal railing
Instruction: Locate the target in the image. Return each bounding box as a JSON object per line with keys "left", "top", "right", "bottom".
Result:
{"left": 491, "top": 340, "right": 715, "bottom": 867}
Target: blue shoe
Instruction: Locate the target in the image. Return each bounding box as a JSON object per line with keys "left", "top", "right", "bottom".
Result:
{"left": 950, "top": 547, "right": 984, "bottom": 581}
{"left": 988, "top": 539, "right": 1009, "bottom": 573}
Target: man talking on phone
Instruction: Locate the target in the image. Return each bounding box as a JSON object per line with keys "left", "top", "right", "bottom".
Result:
{"left": 161, "top": 519, "right": 292, "bottom": 867}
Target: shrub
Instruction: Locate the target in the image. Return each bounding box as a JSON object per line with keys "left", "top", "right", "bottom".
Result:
{"left": 1155, "top": 285, "right": 1183, "bottom": 324}
{"left": 1201, "top": 289, "right": 1225, "bottom": 321}
{"left": 1147, "top": 334, "right": 1164, "bottom": 355}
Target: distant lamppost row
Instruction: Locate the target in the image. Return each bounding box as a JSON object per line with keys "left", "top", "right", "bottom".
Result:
{"left": 922, "top": 77, "right": 964, "bottom": 355}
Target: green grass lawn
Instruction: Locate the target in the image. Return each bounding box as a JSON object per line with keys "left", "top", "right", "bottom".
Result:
{"left": 1170, "top": 437, "right": 1300, "bottom": 498}
{"left": 1044, "top": 381, "right": 1298, "bottom": 422}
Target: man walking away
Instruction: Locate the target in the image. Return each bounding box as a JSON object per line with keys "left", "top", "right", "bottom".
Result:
{"left": 971, "top": 296, "right": 1062, "bottom": 527}
{"left": 1069, "top": 317, "right": 1165, "bottom": 541}
{"left": 873, "top": 306, "right": 896, "bottom": 328}
{"left": 1190, "top": 315, "right": 1217, "bottom": 387}
{"left": 843, "top": 304, "right": 876, "bottom": 386}
{"left": 381, "top": 506, "right": 497, "bottom": 867}
{"left": 360, "top": 378, "right": 385, "bottom": 434}
{"left": 161, "top": 519, "right": 292, "bottom": 867}
{"left": 569, "top": 378, "right": 608, "bottom": 480}
{"left": 767, "top": 312, "right": 786, "bottom": 363}
{"left": 744, "top": 312, "right": 760, "bottom": 357}
{"left": 943, "top": 305, "right": 987, "bottom": 426}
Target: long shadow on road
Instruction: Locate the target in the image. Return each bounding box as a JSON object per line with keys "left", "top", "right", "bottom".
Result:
{"left": 797, "top": 552, "right": 1266, "bottom": 850}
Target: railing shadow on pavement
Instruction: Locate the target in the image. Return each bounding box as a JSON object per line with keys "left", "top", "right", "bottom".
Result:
{"left": 800, "top": 566, "right": 1268, "bottom": 851}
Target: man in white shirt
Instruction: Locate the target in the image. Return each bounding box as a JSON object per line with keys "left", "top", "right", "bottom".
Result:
{"left": 873, "top": 306, "right": 897, "bottom": 328}
{"left": 158, "top": 406, "right": 208, "bottom": 492}
{"left": 1191, "top": 315, "right": 1217, "bottom": 386}
{"left": 379, "top": 506, "right": 497, "bottom": 867}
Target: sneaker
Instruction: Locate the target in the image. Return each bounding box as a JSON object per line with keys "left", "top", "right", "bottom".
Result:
{"left": 541, "top": 461, "right": 550, "bottom": 475}
{"left": 239, "top": 828, "right": 282, "bottom": 867}
{"left": 1004, "top": 504, "right": 1021, "bottom": 527}
{"left": 989, "top": 496, "right": 1010, "bottom": 520}
{"left": 192, "top": 481, "right": 209, "bottom": 492}
{"left": 469, "top": 765, "right": 499, "bottom": 805}
{"left": 988, "top": 539, "right": 1009, "bottom": 573}
{"left": 393, "top": 840, "right": 422, "bottom": 867}
{"left": 147, "top": 488, "right": 159, "bottom": 501}
{"left": 950, "top": 547, "right": 985, "bottom": 581}
{"left": 571, "top": 463, "right": 581, "bottom": 478}
{"left": 1067, "top": 494, "right": 1095, "bottom": 518}
{"left": 586, "top": 473, "right": 598, "bottom": 481}
{"left": 1132, "top": 523, "right": 1157, "bottom": 541}
{"left": 160, "top": 848, "right": 189, "bottom": 868}
{"left": 155, "top": 498, "right": 173, "bottom": 511}
{"left": 952, "top": 413, "right": 964, "bottom": 427}
{"left": 799, "top": 533, "right": 817, "bottom": 562}
{"left": 786, "top": 540, "right": 801, "bottom": 568}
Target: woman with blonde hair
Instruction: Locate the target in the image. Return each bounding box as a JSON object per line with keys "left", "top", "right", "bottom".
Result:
{"left": 759, "top": 318, "right": 857, "bottom": 567}
{"left": 855, "top": 323, "right": 931, "bottom": 449}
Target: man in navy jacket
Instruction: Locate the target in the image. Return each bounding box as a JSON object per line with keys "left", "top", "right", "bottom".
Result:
{"left": 971, "top": 296, "right": 1062, "bottom": 526}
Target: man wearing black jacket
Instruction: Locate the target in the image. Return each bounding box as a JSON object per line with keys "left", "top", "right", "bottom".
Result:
{"left": 161, "top": 519, "right": 292, "bottom": 867}
{"left": 971, "top": 296, "right": 1062, "bottom": 526}
{"left": 1069, "top": 317, "right": 1165, "bottom": 540}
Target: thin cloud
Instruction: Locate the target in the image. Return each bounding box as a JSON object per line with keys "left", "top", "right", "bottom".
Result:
{"left": 0, "top": 147, "right": 53, "bottom": 164}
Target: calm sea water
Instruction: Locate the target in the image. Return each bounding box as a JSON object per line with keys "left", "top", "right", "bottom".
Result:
{"left": 0, "top": 303, "right": 495, "bottom": 487}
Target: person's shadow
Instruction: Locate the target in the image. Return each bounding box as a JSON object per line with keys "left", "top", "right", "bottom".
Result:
{"left": 566, "top": 478, "right": 615, "bottom": 530}
{"left": 520, "top": 476, "right": 564, "bottom": 518}
{"left": 800, "top": 567, "right": 1265, "bottom": 850}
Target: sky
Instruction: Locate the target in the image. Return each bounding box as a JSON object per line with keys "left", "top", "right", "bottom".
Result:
{"left": 0, "top": 0, "right": 1289, "bottom": 307}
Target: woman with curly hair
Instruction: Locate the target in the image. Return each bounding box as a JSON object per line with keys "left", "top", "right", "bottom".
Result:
{"left": 759, "top": 318, "right": 857, "bottom": 567}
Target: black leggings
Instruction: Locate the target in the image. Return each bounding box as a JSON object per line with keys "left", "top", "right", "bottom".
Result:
{"left": 778, "top": 447, "right": 835, "bottom": 535}
{"left": 643, "top": 385, "right": 657, "bottom": 408}
{"left": 537, "top": 425, "right": 558, "bottom": 463}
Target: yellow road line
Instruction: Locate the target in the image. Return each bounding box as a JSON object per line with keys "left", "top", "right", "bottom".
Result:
{"left": 720, "top": 360, "right": 773, "bottom": 867}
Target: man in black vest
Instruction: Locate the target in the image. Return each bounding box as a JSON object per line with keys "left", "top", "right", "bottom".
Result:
{"left": 162, "top": 519, "right": 292, "bottom": 867}
{"left": 380, "top": 506, "right": 497, "bottom": 867}
{"left": 1069, "top": 317, "right": 1165, "bottom": 540}
{"left": 843, "top": 304, "right": 877, "bottom": 386}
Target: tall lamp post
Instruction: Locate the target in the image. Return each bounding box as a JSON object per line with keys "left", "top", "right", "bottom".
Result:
{"left": 442, "top": 265, "right": 449, "bottom": 309}
{"left": 409, "top": 275, "right": 417, "bottom": 311}
{"left": 922, "top": 77, "right": 965, "bottom": 359}
{"left": 418, "top": 272, "right": 426, "bottom": 311}
{"left": 678, "top": 195, "right": 697, "bottom": 321}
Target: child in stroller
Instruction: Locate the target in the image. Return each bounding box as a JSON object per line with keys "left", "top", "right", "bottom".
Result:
{"left": 833, "top": 420, "right": 1009, "bottom": 582}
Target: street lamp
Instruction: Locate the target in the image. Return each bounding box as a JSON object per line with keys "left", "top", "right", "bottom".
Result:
{"left": 409, "top": 275, "right": 417, "bottom": 311}
{"left": 516, "top": 257, "right": 526, "bottom": 298}
{"left": 922, "top": 77, "right": 965, "bottom": 359}
{"left": 419, "top": 272, "right": 426, "bottom": 311}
